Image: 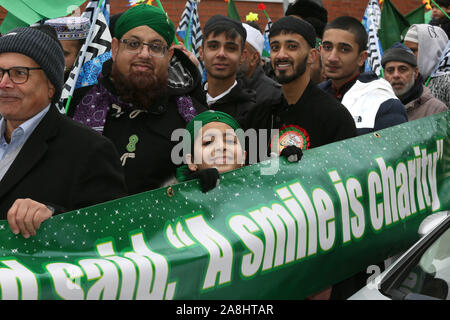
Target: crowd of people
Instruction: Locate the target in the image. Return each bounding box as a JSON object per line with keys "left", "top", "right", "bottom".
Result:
{"left": 0, "top": 0, "right": 448, "bottom": 299}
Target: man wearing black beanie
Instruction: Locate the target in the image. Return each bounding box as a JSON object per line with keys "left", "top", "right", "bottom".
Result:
{"left": 0, "top": 27, "right": 127, "bottom": 238}
{"left": 246, "top": 16, "right": 357, "bottom": 165}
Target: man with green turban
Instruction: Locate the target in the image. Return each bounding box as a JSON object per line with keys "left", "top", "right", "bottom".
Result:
{"left": 67, "top": 4, "right": 207, "bottom": 195}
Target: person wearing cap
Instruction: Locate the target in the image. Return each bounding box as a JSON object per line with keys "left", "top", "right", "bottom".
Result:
{"left": 238, "top": 22, "right": 282, "bottom": 108}
{"left": 429, "top": 0, "right": 450, "bottom": 39}
{"left": 319, "top": 16, "right": 408, "bottom": 136}
{"left": 284, "top": 0, "right": 328, "bottom": 85}
{"left": 197, "top": 15, "right": 256, "bottom": 127}
{"left": 67, "top": 4, "right": 206, "bottom": 195}
{"left": 246, "top": 16, "right": 356, "bottom": 162}
{"left": 44, "top": 16, "right": 90, "bottom": 81}
{"left": 0, "top": 27, "right": 127, "bottom": 238}
{"left": 175, "top": 111, "right": 246, "bottom": 192}
{"left": 382, "top": 43, "right": 447, "bottom": 120}
{"left": 404, "top": 24, "right": 450, "bottom": 107}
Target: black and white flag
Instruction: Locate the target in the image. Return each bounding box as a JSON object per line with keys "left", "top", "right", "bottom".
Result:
{"left": 58, "top": 2, "right": 112, "bottom": 113}
{"left": 430, "top": 41, "right": 450, "bottom": 78}
{"left": 363, "top": 0, "right": 383, "bottom": 77}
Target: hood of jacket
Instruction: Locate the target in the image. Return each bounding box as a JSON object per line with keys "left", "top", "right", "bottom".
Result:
{"left": 167, "top": 48, "right": 202, "bottom": 96}
{"left": 411, "top": 24, "right": 449, "bottom": 79}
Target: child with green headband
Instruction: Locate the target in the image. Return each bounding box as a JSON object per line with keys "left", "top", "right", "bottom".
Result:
{"left": 176, "top": 110, "right": 303, "bottom": 192}
{"left": 176, "top": 111, "right": 247, "bottom": 192}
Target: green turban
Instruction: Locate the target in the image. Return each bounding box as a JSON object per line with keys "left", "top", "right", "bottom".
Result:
{"left": 176, "top": 111, "right": 243, "bottom": 182}
{"left": 114, "top": 4, "right": 175, "bottom": 46}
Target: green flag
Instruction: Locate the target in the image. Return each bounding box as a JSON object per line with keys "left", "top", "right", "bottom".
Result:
{"left": 0, "top": 12, "right": 30, "bottom": 34}
{"left": 0, "top": 0, "right": 86, "bottom": 34}
{"left": 405, "top": 3, "right": 426, "bottom": 25}
{"left": 379, "top": 0, "right": 410, "bottom": 51}
{"left": 227, "top": 0, "right": 241, "bottom": 21}
{"left": 21, "top": 0, "right": 86, "bottom": 19}
{"left": 425, "top": 9, "right": 432, "bottom": 24}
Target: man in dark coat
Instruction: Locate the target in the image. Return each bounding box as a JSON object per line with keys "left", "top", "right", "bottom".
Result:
{"left": 67, "top": 4, "right": 206, "bottom": 195}
{"left": 246, "top": 16, "right": 357, "bottom": 164}
{"left": 382, "top": 43, "right": 447, "bottom": 121}
{"left": 0, "top": 27, "right": 127, "bottom": 238}
{"left": 197, "top": 15, "right": 256, "bottom": 127}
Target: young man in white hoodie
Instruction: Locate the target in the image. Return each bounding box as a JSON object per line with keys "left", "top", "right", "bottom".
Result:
{"left": 319, "top": 16, "right": 408, "bottom": 136}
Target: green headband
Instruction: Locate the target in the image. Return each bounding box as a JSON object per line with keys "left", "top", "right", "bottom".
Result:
{"left": 114, "top": 4, "right": 175, "bottom": 46}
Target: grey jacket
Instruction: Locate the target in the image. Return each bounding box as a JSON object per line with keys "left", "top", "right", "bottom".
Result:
{"left": 405, "top": 85, "right": 448, "bottom": 121}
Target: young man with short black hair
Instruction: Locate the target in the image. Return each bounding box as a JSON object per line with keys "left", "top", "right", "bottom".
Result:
{"left": 319, "top": 16, "right": 408, "bottom": 135}
{"left": 198, "top": 15, "right": 256, "bottom": 127}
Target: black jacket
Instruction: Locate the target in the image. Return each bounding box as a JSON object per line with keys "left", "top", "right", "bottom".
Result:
{"left": 197, "top": 79, "right": 257, "bottom": 127}
{"left": 68, "top": 49, "right": 207, "bottom": 195}
{"left": 245, "top": 80, "right": 357, "bottom": 162}
{"left": 240, "top": 65, "right": 282, "bottom": 108}
{"left": 0, "top": 105, "right": 127, "bottom": 219}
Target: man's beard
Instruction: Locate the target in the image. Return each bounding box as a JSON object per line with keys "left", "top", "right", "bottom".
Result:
{"left": 274, "top": 55, "right": 308, "bottom": 84}
{"left": 111, "top": 61, "right": 168, "bottom": 109}
{"left": 393, "top": 73, "right": 416, "bottom": 98}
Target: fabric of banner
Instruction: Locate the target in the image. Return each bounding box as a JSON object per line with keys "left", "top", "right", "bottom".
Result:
{"left": 0, "top": 111, "right": 449, "bottom": 300}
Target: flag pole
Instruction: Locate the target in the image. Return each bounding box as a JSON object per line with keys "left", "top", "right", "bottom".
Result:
{"left": 64, "top": 0, "right": 105, "bottom": 114}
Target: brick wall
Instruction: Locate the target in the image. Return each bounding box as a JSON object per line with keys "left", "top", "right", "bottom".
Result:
{"left": 0, "top": 0, "right": 425, "bottom": 36}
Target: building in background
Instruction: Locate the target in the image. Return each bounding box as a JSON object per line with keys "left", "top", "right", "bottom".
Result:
{"left": 0, "top": 0, "right": 424, "bottom": 38}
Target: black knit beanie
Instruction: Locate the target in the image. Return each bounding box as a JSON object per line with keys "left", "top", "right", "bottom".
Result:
{"left": 269, "top": 16, "right": 317, "bottom": 48}
{"left": 286, "top": 0, "right": 328, "bottom": 21}
{"left": 381, "top": 43, "right": 417, "bottom": 68}
{"left": 204, "top": 15, "right": 247, "bottom": 42}
{"left": 0, "top": 27, "right": 65, "bottom": 102}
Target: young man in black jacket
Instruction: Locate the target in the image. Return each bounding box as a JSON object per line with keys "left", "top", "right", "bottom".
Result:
{"left": 319, "top": 16, "right": 408, "bottom": 135}
{"left": 246, "top": 16, "right": 357, "bottom": 163}
{"left": 198, "top": 15, "right": 256, "bottom": 127}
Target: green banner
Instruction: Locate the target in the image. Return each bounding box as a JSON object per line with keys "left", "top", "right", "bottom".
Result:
{"left": 0, "top": 112, "right": 449, "bottom": 300}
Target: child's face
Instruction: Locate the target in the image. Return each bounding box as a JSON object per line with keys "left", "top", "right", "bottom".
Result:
{"left": 189, "top": 122, "right": 246, "bottom": 174}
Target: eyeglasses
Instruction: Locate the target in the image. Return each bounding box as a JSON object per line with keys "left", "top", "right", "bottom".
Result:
{"left": 0, "top": 66, "right": 43, "bottom": 84}
{"left": 121, "top": 39, "right": 169, "bottom": 58}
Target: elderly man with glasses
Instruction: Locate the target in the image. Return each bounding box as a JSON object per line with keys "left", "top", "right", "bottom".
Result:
{"left": 67, "top": 4, "right": 206, "bottom": 195}
{"left": 0, "top": 26, "right": 127, "bottom": 238}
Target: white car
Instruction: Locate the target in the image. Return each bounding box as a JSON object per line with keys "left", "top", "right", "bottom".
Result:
{"left": 349, "top": 212, "right": 450, "bottom": 300}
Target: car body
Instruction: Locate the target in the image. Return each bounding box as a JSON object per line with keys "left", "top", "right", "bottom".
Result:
{"left": 349, "top": 211, "right": 450, "bottom": 300}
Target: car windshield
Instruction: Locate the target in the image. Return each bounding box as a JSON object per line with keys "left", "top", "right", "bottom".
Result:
{"left": 382, "top": 224, "right": 450, "bottom": 300}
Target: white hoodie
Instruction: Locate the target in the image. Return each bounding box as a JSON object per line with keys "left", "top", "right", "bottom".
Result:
{"left": 407, "top": 24, "right": 449, "bottom": 79}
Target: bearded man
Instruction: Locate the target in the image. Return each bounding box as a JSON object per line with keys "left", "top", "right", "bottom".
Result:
{"left": 382, "top": 43, "right": 447, "bottom": 121}
{"left": 68, "top": 4, "right": 206, "bottom": 194}
{"left": 246, "top": 16, "right": 356, "bottom": 162}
